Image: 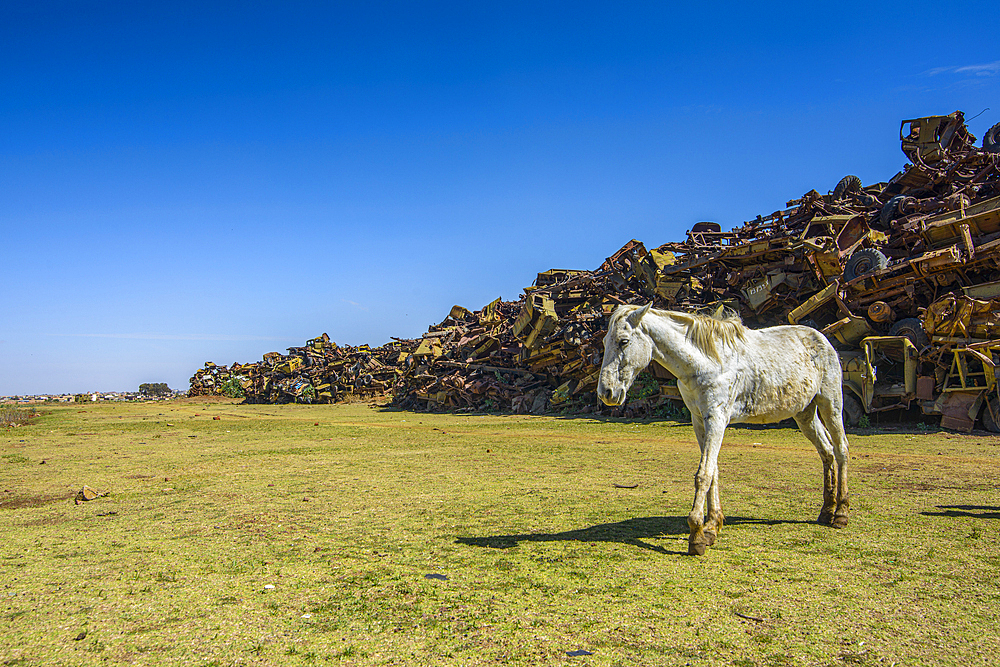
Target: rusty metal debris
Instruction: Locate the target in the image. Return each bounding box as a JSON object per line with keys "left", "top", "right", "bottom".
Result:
{"left": 190, "top": 112, "right": 1000, "bottom": 431}
{"left": 188, "top": 335, "right": 409, "bottom": 404}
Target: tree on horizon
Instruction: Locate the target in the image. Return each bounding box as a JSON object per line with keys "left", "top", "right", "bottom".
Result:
{"left": 139, "top": 383, "right": 171, "bottom": 396}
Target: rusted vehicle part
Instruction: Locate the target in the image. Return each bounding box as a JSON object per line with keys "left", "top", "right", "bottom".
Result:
{"left": 512, "top": 294, "right": 558, "bottom": 350}
{"left": 925, "top": 294, "right": 1000, "bottom": 341}
{"left": 687, "top": 221, "right": 724, "bottom": 246}
{"left": 843, "top": 247, "right": 889, "bottom": 281}
{"left": 918, "top": 341, "right": 1000, "bottom": 432}
{"left": 985, "top": 123, "right": 1000, "bottom": 154}
{"left": 867, "top": 301, "right": 894, "bottom": 324}
{"left": 900, "top": 112, "right": 976, "bottom": 165}
{"left": 833, "top": 175, "right": 862, "bottom": 200}
{"left": 841, "top": 336, "right": 918, "bottom": 416}
{"left": 787, "top": 282, "right": 843, "bottom": 326}
{"left": 824, "top": 314, "right": 877, "bottom": 348}
{"left": 886, "top": 318, "right": 929, "bottom": 349}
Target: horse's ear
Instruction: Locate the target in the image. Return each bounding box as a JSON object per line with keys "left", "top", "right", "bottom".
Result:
{"left": 627, "top": 303, "right": 652, "bottom": 328}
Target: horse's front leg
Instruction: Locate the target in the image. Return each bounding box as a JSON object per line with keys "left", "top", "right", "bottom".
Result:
{"left": 688, "top": 412, "right": 726, "bottom": 556}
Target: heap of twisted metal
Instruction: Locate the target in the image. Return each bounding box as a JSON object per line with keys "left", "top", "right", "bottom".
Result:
{"left": 190, "top": 111, "right": 1000, "bottom": 431}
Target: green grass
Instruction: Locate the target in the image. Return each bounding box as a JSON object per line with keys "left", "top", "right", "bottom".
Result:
{"left": 2, "top": 398, "right": 999, "bottom": 665}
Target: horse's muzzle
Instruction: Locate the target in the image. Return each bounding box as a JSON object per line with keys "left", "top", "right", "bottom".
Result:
{"left": 597, "top": 384, "right": 623, "bottom": 406}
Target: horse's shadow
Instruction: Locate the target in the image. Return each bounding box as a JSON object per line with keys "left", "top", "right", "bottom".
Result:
{"left": 921, "top": 505, "right": 1000, "bottom": 520}
{"left": 456, "top": 515, "right": 811, "bottom": 555}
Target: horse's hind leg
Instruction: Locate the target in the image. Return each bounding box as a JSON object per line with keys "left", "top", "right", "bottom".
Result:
{"left": 794, "top": 402, "right": 837, "bottom": 526}
{"left": 704, "top": 470, "right": 724, "bottom": 547}
{"left": 816, "top": 394, "right": 850, "bottom": 528}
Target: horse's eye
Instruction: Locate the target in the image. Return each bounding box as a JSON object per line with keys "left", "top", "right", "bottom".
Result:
{"left": 618, "top": 339, "right": 629, "bottom": 348}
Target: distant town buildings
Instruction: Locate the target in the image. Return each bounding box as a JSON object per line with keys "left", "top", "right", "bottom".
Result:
{"left": 0, "top": 391, "right": 186, "bottom": 404}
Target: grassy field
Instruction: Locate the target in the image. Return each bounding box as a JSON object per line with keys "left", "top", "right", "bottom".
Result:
{"left": 2, "top": 398, "right": 999, "bottom": 666}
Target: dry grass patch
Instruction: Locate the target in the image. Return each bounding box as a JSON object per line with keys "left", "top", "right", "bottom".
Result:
{"left": 0, "top": 405, "right": 37, "bottom": 428}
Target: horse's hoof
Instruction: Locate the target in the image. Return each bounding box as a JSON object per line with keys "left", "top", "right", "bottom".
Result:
{"left": 817, "top": 511, "right": 834, "bottom": 525}
{"left": 831, "top": 515, "right": 849, "bottom": 529}
{"left": 704, "top": 530, "right": 717, "bottom": 547}
{"left": 688, "top": 539, "right": 708, "bottom": 556}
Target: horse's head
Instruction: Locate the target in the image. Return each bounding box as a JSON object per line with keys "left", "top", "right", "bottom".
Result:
{"left": 597, "top": 303, "right": 653, "bottom": 406}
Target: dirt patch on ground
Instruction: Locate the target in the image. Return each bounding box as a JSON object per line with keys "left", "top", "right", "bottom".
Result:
{"left": 855, "top": 462, "right": 916, "bottom": 475}
{"left": 168, "top": 396, "right": 242, "bottom": 406}
{"left": 0, "top": 491, "right": 75, "bottom": 510}
{"left": 20, "top": 514, "right": 75, "bottom": 527}
{"left": 895, "top": 482, "right": 938, "bottom": 491}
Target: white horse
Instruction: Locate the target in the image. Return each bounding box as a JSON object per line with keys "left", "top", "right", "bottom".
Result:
{"left": 597, "top": 304, "right": 850, "bottom": 556}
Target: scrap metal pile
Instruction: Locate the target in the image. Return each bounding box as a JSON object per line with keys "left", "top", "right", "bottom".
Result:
{"left": 190, "top": 111, "right": 1000, "bottom": 430}
{"left": 188, "top": 335, "right": 410, "bottom": 403}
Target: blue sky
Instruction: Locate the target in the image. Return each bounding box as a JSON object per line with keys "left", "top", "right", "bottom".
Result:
{"left": 2, "top": 1, "right": 999, "bottom": 395}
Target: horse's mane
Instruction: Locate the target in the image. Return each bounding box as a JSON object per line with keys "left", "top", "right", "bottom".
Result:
{"left": 614, "top": 304, "right": 748, "bottom": 362}
{"left": 632, "top": 306, "right": 747, "bottom": 362}
{"left": 675, "top": 310, "right": 747, "bottom": 362}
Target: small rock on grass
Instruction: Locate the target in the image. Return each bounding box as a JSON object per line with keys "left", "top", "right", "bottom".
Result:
{"left": 75, "top": 486, "right": 108, "bottom": 505}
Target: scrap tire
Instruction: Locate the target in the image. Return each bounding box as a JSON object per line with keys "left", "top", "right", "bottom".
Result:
{"left": 844, "top": 247, "right": 889, "bottom": 281}
{"left": 984, "top": 122, "right": 1000, "bottom": 154}
{"left": 833, "top": 174, "right": 862, "bottom": 200}
{"left": 879, "top": 195, "right": 908, "bottom": 226}
{"left": 982, "top": 397, "right": 1000, "bottom": 433}
{"left": 842, "top": 394, "right": 863, "bottom": 428}
{"left": 889, "top": 317, "right": 930, "bottom": 349}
